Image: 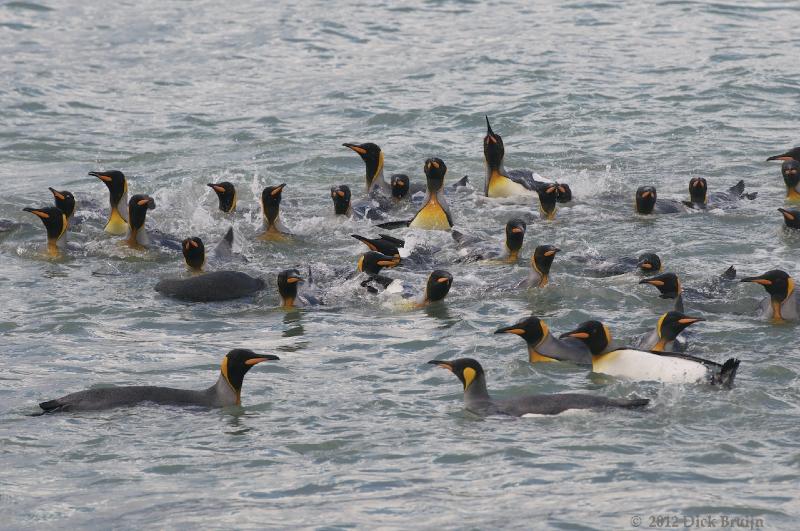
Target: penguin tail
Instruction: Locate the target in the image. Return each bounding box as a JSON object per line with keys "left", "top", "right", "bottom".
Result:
{"left": 449, "top": 175, "right": 469, "bottom": 189}
{"left": 376, "top": 220, "right": 410, "bottom": 230}
{"left": 715, "top": 358, "right": 740, "bottom": 388}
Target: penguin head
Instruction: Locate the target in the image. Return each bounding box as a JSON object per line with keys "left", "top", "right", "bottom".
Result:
{"left": 90, "top": 170, "right": 127, "bottom": 206}
{"left": 351, "top": 234, "right": 402, "bottom": 258}
{"left": 343, "top": 142, "right": 383, "bottom": 190}
{"left": 428, "top": 358, "right": 485, "bottom": 391}
{"left": 532, "top": 245, "right": 560, "bottom": 280}
{"left": 127, "top": 194, "right": 155, "bottom": 231}
{"left": 766, "top": 147, "right": 800, "bottom": 162}
{"left": 537, "top": 184, "right": 559, "bottom": 219}
{"left": 657, "top": 311, "right": 705, "bottom": 341}
{"left": 495, "top": 316, "right": 548, "bottom": 346}
{"left": 636, "top": 186, "right": 657, "bottom": 214}
{"left": 560, "top": 320, "right": 611, "bottom": 355}
{"left": 741, "top": 270, "right": 794, "bottom": 303}
{"left": 778, "top": 208, "right": 800, "bottom": 230}
{"left": 331, "top": 184, "right": 351, "bottom": 216}
{"left": 207, "top": 182, "right": 237, "bottom": 213}
{"left": 277, "top": 269, "right": 303, "bottom": 306}
{"left": 220, "top": 349, "right": 279, "bottom": 403}
{"left": 504, "top": 218, "right": 527, "bottom": 254}
{"left": 640, "top": 272, "right": 681, "bottom": 299}
{"left": 391, "top": 174, "right": 410, "bottom": 200}
{"left": 424, "top": 158, "right": 447, "bottom": 192}
{"left": 182, "top": 237, "right": 205, "bottom": 272}
{"left": 48, "top": 188, "right": 75, "bottom": 218}
{"left": 261, "top": 184, "right": 285, "bottom": 225}
{"left": 689, "top": 177, "right": 708, "bottom": 204}
{"left": 781, "top": 160, "right": 800, "bottom": 190}
{"left": 424, "top": 270, "right": 453, "bottom": 303}
{"left": 23, "top": 206, "right": 68, "bottom": 250}
{"left": 637, "top": 253, "right": 662, "bottom": 273}
{"left": 483, "top": 116, "right": 505, "bottom": 169}
{"left": 357, "top": 251, "right": 400, "bottom": 275}
{"left": 556, "top": 183, "right": 572, "bottom": 203}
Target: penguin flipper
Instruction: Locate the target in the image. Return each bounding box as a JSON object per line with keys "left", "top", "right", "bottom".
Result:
{"left": 727, "top": 180, "right": 746, "bottom": 196}
{"left": 506, "top": 169, "right": 548, "bottom": 191}
{"left": 448, "top": 175, "right": 469, "bottom": 190}
{"left": 720, "top": 265, "right": 736, "bottom": 280}
{"left": 213, "top": 227, "right": 234, "bottom": 259}
{"left": 712, "top": 358, "right": 740, "bottom": 388}
{"left": 377, "top": 234, "right": 405, "bottom": 247}
{"left": 376, "top": 220, "right": 411, "bottom": 230}
{"left": 39, "top": 399, "right": 68, "bottom": 413}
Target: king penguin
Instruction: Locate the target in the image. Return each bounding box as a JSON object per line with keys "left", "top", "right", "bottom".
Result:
{"left": 561, "top": 320, "right": 739, "bottom": 387}
{"left": 495, "top": 315, "right": 591, "bottom": 365}
{"left": 519, "top": 245, "right": 560, "bottom": 288}
{"left": 408, "top": 158, "right": 454, "bottom": 230}
{"left": 766, "top": 149, "right": 800, "bottom": 200}
{"left": 207, "top": 182, "right": 237, "bottom": 213}
{"left": 22, "top": 206, "right": 68, "bottom": 257}
{"left": 259, "top": 183, "right": 289, "bottom": 239}
{"left": 428, "top": 358, "right": 649, "bottom": 416}
{"left": 778, "top": 208, "right": 800, "bottom": 230}
{"left": 48, "top": 188, "right": 76, "bottom": 220}
{"left": 36, "top": 349, "right": 279, "bottom": 413}
{"left": 632, "top": 311, "right": 705, "bottom": 352}
{"left": 452, "top": 218, "right": 526, "bottom": 263}
{"left": 90, "top": 170, "right": 129, "bottom": 235}
{"left": 682, "top": 177, "right": 756, "bottom": 209}
{"left": 635, "top": 186, "right": 684, "bottom": 214}
{"left": 639, "top": 272, "right": 685, "bottom": 312}
{"left": 740, "top": 269, "right": 799, "bottom": 322}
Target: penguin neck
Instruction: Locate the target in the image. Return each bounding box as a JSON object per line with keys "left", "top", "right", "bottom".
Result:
{"left": 529, "top": 263, "right": 548, "bottom": 287}
{"left": 463, "top": 374, "right": 491, "bottom": 405}
{"left": 367, "top": 153, "right": 387, "bottom": 194}
{"left": 281, "top": 296, "right": 296, "bottom": 309}
{"left": 212, "top": 374, "right": 241, "bottom": 407}
{"left": 484, "top": 161, "right": 508, "bottom": 194}
{"left": 539, "top": 202, "right": 556, "bottom": 220}
{"left": 126, "top": 224, "right": 149, "bottom": 249}
{"left": 221, "top": 190, "right": 237, "bottom": 213}
{"left": 787, "top": 185, "right": 800, "bottom": 202}
{"left": 505, "top": 247, "right": 519, "bottom": 263}
{"left": 527, "top": 333, "right": 557, "bottom": 363}
{"left": 771, "top": 278, "right": 796, "bottom": 322}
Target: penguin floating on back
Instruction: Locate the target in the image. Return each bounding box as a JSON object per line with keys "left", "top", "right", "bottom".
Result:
{"left": 561, "top": 320, "right": 739, "bottom": 387}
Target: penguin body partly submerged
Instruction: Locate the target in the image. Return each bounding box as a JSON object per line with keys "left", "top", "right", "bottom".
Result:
{"left": 635, "top": 186, "right": 684, "bottom": 215}
{"left": 155, "top": 270, "right": 266, "bottom": 302}
{"left": 574, "top": 252, "right": 661, "bottom": 278}
{"left": 561, "top": 320, "right": 739, "bottom": 387}
{"left": 91, "top": 170, "right": 129, "bottom": 235}
{"left": 740, "top": 269, "right": 799, "bottom": 322}
{"left": 428, "top": 358, "right": 649, "bottom": 416}
{"left": 259, "top": 184, "right": 290, "bottom": 239}
{"left": 22, "top": 206, "right": 68, "bottom": 257}
{"left": 208, "top": 182, "right": 237, "bottom": 213}
{"left": 519, "top": 245, "right": 560, "bottom": 288}
{"left": 778, "top": 208, "right": 800, "bottom": 230}
{"left": 632, "top": 311, "right": 705, "bottom": 353}
{"left": 182, "top": 228, "right": 237, "bottom": 273}
{"left": 683, "top": 178, "right": 756, "bottom": 210}
{"left": 452, "top": 218, "right": 526, "bottom": 263}
{"left": 37, "top": 349, "right": 278, "bottom": 413}
{"left": 495, "top": 316, "right": 591, "bottom": 365}
{"left": 767, "top": 150, "right": 800, "bottom": 201}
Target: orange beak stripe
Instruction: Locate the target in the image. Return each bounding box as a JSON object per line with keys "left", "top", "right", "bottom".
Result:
{"left": 244, "top": 357, "right": 270, "bottom": 366}
{"left": 567, "top": 332, "right": 590, "bottom": 339}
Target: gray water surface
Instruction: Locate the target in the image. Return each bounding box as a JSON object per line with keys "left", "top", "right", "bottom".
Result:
{"left": 2, "top": 1, "right": 799, "bottom": 529}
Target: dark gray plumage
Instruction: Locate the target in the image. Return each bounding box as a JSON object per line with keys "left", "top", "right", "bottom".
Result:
{"left": 155, "top": 271, "right": 265, "bottom": 302}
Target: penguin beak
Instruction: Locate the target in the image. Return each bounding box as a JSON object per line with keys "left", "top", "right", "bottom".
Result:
{"left": 48, "top": 187, "right": 65, "bottom": 200}
{"left": 437, "top": 276, "right": 451, "bottom": 283}
{"left": 767, "top": 152, "right": 795, "bottom": 161}
{"left": 640, "top": 279, "right": 664, "bottom": 286}
{"left": 638, "top": 261, "right": 653, "bottom": 270}
{"left": 494, "top": 325, "right": 525, "bottom": 335}
{"left": 23, "top": 208, "right": 49, "bottom": 219}
{"left": 245, "top": 354, "right": 281, "bottom": 365}
{"left": 778, "top": 208, "right": 796, "bottom": 221}
{"left": 678, "top": 317, "right": 705, "bottom": 325}
{"left": 511, "top": 227, "right": 524, "bottom": 234}
{"left": 271, "top": 184, "right": 286, "bottom": 196}
{"left": 561, "top": 331, "right": 589, "bottom": 339}
{"left": 543, "top": 248, "right": 560, "bottom": 257}
{"left": 740, "top": 276, "right": 771, "bottom": 286}
{"left": 641, "top": 191, "right": 653, "bottom": 198}
{"left": 343, "top": 143, "right": 367, "bottom": 155}
{"left": 208, "top": 183, "right": 226, "bottom": 193}
{"left": 485, "top": 115, "right": 497, "bottom": 143}
{"left": 428, "top": 360, "right": 453, "bottom": 371}
{"left": 286, "top": 276, "right": 303, "bottom": 284}
{"left": 137, "top": 197, "right": 156, "bottom": 209}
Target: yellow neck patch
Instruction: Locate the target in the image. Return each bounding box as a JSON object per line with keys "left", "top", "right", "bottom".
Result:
{"left": 462, "top": 367, "right": 477, "bottom": 390}
{"left": 487, "top": 170, "right": 528, "bottom": 198}
{"left": 220, "top": 357, "right": 241, "bottom": 405}
{"left": 528, "top": 347, "right": 556, "bottom": 363}
{"left": 786, "top": 187, "right": 800, "bottom": 201}
{"left": 410, "top": 194, "right": 451, "bottom": 230}
{"left": 655, "top": 312, "right": 667, "bottom": 339}
{"left": 105, "top": 207, "right": 129, "bottom": 235}
{"left": 653, "top": 338, "right": 667, "bottom": 352}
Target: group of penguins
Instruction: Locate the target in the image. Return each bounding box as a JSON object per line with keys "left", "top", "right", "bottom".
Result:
{"left": 16, "top": 118, "right": 800, "bottom": 417}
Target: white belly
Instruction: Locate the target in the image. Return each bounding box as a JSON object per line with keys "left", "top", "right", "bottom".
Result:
{"left": 593, "top": 350, "right": 708, "bottom": 384}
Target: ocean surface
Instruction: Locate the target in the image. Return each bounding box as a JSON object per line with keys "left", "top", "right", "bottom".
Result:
{"left": 1, "top": 0, "right": 799, "bottom": 528}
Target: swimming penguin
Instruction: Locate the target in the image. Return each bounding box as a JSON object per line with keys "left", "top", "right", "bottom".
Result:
{"left": 277, "top": 268, "right": 320, "bottom": 309}
{"left": 740, "top": 269, "right": 799, "bottom": 322}
{"left": 452, "top": 218, "right": 527, "bottom": 263}
{"left": 48, "top": 188, "right": 76, "bottom": 220}
{"left": 416, "top": 270, "right": 453, "bottom": 307}
{"left": 355, "top": 251, "right": 401, "bottom": 293}
{"left": 560, "top": 320, "right": 740, "bottom": 387}
{"left": 352, "top": 233, "right": 404, "bottom": 258}
{"left": 22, "top": 206, "right": 68, "bottom": 256}
{"left": 428, "top": 358, "right": 649, "bottom": 416}
{"left": 639, "top": 272, "right": 685, "bottom": 312}
{"left": 342, "top": 142, "right": 394, "bottom": 196}
{"left": 767, "top": 147, "right": 800, "bottom": 163}
{"left": 36, "top": 349, "right": 279, "bottom": 413}
{"left": 259, "top": 183, "right": 289, "bottom": 239}
{"left": 778, "top": 208, "right": 800, "bottom": 230}
{"left": 575, "top": 252, "right": 662, "bottom": 278}
{"left": 537, "top": 183, "right": 560, "bottom": 220}
{"left": 207, "top": 182, "right": 237, "bottom": 213}
{"left": 331, "top": 185, "right": 353, "bottom": 216}
{"left": 182, "top": 228, "right": 235, "bottom": 273}
{"left": 683, "top": 178, "right": 757, "bottom": 209}
{"left": 155, "top": 270, "right": 266, "bottom": 302}
{"left": 519, "top": 245, "right": 560, "bottom": 288}
{"left": 483, "top": 117, "right": 554, "bottom": 199}
{"left": 495, "top": 316, "right": 591, "bottom": 365}
{"left": 635, "top": 186, "right": 684, "bottom": 215}
{"left": 90, "top": 170, "right": 129, "bottom": 235}
{"left": 408, "top": 158, "right": 454, "bottom": 230}
{"left": 125, "top": 194, "right": 157, "bottom": 249}
{"left": 779, "top": 160, "right": 800, "bottom": 201}
{"left": 391, "top": 174, "right": 411, "bottom": 200}
{"left": 632, "top": 311, "right": 705, "bottom": 352}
